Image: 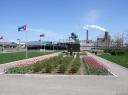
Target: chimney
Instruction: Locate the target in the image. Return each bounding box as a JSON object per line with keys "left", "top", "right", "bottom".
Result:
{"left": 104, "top": 32, "right": 109, "bottom": 48}
{"left": 86, "top": 30, "right": 88, "bottom": 41}
{"left": 104, "top": 32, "right": 108, "bottom": 40}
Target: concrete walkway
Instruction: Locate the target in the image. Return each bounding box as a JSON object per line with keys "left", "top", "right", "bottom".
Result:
{"left": 0, "top": 52, "right": 128, "bottom": 95}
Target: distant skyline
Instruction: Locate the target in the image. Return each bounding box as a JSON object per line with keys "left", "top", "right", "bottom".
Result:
{"left": 0, "top": 0, "right": 128, "bottom": 42}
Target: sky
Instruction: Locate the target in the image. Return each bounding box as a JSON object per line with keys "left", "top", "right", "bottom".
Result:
{"left": 0, "top": 0, "right": 128, "bottom": 42}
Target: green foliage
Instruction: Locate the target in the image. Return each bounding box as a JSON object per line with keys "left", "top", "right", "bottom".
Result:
{"left": 6, "top": 65, "right": 33, "bottom": 74}
{"left": 103, "top": 48, "right": 125, "bottom": 55}
{"left": 5, "top": 54, "right": 74, "bottom": 74}
{"left": 71, "top": 54, "right": 80, "bottom": 73}
{"left": 59, "top": 64, "right": 67, "bottom": 73}
{"left": 59, "top": 56, "right": 73, "bottom": 73}
{"left": 45, "top": 63, "right": 53, "bottom": 73}
{"left": 33, "top": 62, "right": 44, "bottom": 72}
{"left": 87, "top": 68, "right": 110, "bottom": 75}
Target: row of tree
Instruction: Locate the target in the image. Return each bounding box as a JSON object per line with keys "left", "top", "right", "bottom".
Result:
{"left": 112, "top": 31, "right": 128, "bottom": 48}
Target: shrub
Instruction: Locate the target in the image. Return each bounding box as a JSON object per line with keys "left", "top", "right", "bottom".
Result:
{"left": 104, "top": 48, "right": 125, "bottom": 55}
{"left": 59, "top": 64, "right": 66, "bottom": 73}
{"left": 6, "top": 65, "right": 33, "bottom": 74}
{"left": 33, "top": 63, "right": 43, "bottom": 72}
{"left": 71, "top": 54, "right": 80, "bottom": 73}
{"left": 45, "top": 63, "right": 53, "bottom": 73}
{"left": 59, "top": 56, "right": 73, "bottom": 73}
{"left": 110, "top": 49, "right": 124, "bottom": 55}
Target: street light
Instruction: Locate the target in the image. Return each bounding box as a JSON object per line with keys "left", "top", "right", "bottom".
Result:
{"left": 0, "top": 36, "right": 4, "bottom": 52}
{"left": 17, "top": 39, "right": 20, "bottom": 47}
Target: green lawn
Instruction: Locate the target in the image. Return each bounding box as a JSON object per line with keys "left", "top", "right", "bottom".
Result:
{"left": 0, "top": 51, "right": 50, "bottom": 64}
{"left": 99, "top": 53, "right": 128, "bottom": 68}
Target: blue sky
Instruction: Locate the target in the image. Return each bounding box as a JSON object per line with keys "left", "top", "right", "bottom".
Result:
{"left": 0, "top": 0, "right": 128, "bottom": 42}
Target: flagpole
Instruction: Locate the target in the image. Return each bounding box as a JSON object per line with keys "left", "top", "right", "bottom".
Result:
{"left": 25, "top": 30, "right": 28, "bottom": 58}
{"left": 2, "top": 39, "right": 4, "bottom": 53}
{"left": 40, "top": 37, "right": 42, "bottom": 52}
{"left": 40, "top": 34, "right": 45, "bottom": 53}
{"left": 18, "top": 25, "right": 27, "bottom": 58}
{"left": 44, "top": 40, "right": 45, "bottom": 53}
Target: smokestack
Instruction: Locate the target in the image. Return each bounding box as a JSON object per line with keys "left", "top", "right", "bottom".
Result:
{"left": 86, "top": 30, "right": 88, "bottom": 41}
{"left": 104, "top": 32, "right": 108, "bottom": 40}
{"left": 104, "top": 32, "right": 109, "bottom": 48}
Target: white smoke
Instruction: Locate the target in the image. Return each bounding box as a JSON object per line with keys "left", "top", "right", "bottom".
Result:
{"left": 83, "top": 24, "right": 107, "bottom": 32}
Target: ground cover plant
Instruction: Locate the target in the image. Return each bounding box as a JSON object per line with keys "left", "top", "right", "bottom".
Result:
{"left": 70, "top": 54, "right": 81, "bottom": 73}
{"left": 83, "top": 55, "right": 110, "bottom": 75}
{"left": 59, "top": 55, "right": 74, "bottom": 73}
{"left": 0, "top": 51, "right": 50, "bottom": 64}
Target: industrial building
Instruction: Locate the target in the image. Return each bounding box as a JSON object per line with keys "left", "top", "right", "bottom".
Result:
{"left": 80, "top": 30, "right": 111, "bottom": 51}
{"left": 81, "top": 25, "right": 112, "bottom": 51}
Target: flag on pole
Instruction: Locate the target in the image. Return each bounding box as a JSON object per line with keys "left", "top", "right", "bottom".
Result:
{"left": 0, "top": 36, "right": 3, "bottom": 39}
{"left": 40, "top": 34, "right": 45, "bottom": 37}
{"left": 18, "top": 25, "right": 27, "bottom": 31}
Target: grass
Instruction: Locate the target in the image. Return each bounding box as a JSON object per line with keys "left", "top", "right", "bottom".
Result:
{"left": 99, "top": 53, "right": 128, "bottom": 68}
{"left": 0, "top": 51, "right": 50, "bottom": 64}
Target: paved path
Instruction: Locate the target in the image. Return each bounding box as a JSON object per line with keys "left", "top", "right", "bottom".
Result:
{"left": 0, "top": 52, "right": 128, "bottom": 95}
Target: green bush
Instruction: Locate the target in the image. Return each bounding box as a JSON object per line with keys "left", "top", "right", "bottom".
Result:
{"left": 33, "top": 63, "right": 43, "bottom": 72}
{"left": 103, "top": 48, "right": 111, "bottom": 53}
{"left": 104, "top": 48, "right": 125, "bottom": 55}
{"left": 110, "top": 49, "right": 124, "bottom": 55}
{"left": 59, "top": 64, "right": 67, "bottom": 73}
{"left": 6, "top": 65, "right": 33, "bottom": 74}
{"left": 45, "top": 64, "right": 52, "bottom": 73}
{"left": 59, "top": 56, "right": 73, "bottom": 73}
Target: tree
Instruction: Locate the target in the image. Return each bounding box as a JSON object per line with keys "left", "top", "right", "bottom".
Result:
{"left": 114, "top": 32, "right": 124, "bottom": 48}
{"left": 70, "top": 32, "right": 79, "bottom": 43}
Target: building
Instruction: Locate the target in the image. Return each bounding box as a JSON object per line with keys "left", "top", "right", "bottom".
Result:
{"left": 80, "top": 40, "right": 95, "bottom": 51}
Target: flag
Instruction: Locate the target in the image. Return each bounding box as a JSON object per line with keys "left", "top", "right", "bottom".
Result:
{"left": 0, "top": 36, "right": 3, "bottom": 39}
{"left": 40, "top": 34, "right": 45, "bottom": 37}
{"left": 18, "top": 25, "right": 27, "bottom": 31}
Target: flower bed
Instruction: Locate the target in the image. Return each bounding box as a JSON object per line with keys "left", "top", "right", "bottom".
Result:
{"left": 5, "top": 53, "right": 60, "bottom": 73}
{"left": 5, "top": 54, "right": 74, "bottom": 74}
{"left": 82, "top": 55, "right": 110, "bottom": 75}
{"left": 70, "top": 54, "right": 81, "bottom": 73}
{"left": 59, "top": 56, "right": 73, "bottom": 73}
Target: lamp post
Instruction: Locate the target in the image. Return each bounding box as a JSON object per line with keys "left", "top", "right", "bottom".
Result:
{"left": 40, "top": 34, "right": 45, "bottom": 52}
{"left": 0, "top": 36, "right": 4, "bottom": 53}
